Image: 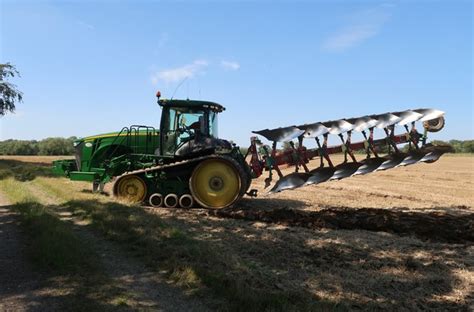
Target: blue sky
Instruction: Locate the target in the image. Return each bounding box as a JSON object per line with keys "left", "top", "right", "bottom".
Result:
{"left": 1, "top": 0, "right": 472, "bottom": 146}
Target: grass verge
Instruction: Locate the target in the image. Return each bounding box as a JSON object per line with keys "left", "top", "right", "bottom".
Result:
{"left": 12, "top": 202, "right": 97, "bottom": 273}
{"left": 0, "top": 178, "right": 38, "bottom": 203}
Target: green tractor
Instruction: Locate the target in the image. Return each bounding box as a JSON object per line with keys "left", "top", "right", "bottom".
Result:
{"left": 53, "top": 92, "right": 450, "bottom": 209}
{"left": 53, "top": 94, "right": 252, "bottom": 209}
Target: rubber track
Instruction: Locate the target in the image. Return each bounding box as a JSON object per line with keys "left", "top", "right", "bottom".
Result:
{"left": 112, "top": 155, "right": 216, "bottom": 196}
{"left": 113, "top": 154, "right": 250, "bottom": 201}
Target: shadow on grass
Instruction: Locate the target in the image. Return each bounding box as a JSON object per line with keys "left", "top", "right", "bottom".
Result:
{"left": 0, "top": 159, "right": 56, "bottom": 181}
{"left": 53, "top": 200, "right": 474, "bottom": 310}
{"left": 2, "top": 199, "right": 471, "bottom": 311}
{"left": 60, "top": 199, "right": 342, "bottom": 311}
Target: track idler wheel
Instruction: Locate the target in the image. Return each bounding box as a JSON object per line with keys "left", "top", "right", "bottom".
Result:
{"left": 113, "top": 175, "right": 147, "bottom": 203}
{"left": 179, "top": 194, "right": 194, "bottom": 209}
{"left": 149, "top": 193, "right": 164, "bottom": 207}
{"left": 189, "top": 157, "right": 241, "bottom": 209}
{"left": 164, "top": 194, "right": 179, "bottom": 208}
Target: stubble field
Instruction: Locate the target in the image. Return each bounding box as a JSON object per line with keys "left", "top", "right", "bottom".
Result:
{"left": 0, "top": 155, "right": 472, "bottom": 311}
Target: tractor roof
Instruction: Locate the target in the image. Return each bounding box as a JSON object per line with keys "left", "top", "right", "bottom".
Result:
{"left": 158, "top": 99, "right": 225, "bottom": 113}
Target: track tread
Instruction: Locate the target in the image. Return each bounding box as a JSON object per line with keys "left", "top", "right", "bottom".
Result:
{"left": 113, "top": 153, "right": 251, "bottom": 208}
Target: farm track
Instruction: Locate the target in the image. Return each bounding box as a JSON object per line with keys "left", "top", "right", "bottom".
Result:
{"left": 0, "top": 191, "right": 67, "bottom": 312}
{"left": 0, "top": 179, "right": 212, "bottom": 311}
{"left": 61, "top": 212, "right": 212, "bottom": 312}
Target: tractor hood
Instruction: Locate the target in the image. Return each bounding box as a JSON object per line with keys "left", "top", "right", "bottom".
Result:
{"left": 81, "top": 131, "right": 123, "bottom": 143}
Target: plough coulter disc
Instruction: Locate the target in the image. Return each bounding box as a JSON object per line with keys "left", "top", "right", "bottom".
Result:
{"left": 423, "top": 116, "right": 445, "bottom": 132}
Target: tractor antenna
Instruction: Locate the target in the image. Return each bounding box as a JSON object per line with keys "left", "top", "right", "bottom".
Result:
{"left": 198, "top": 76, "right": 201, "bottom": 99}
{"left": 171, "top": 77, "right": 188, "bottom": 100}
{"left": 186, "top": 79, "right": 189, "bottom": 100}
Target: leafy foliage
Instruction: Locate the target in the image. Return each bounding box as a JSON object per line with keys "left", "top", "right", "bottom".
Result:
{"left": 38, "top": 137, "right": 76, "bottom": 155}
{"left": 0, "top": 63, "right": 23, "bottom": 116}
{"left": 0, "top": 137, "right": 77, "bottom": 155}
{"left": 432, "top": 140, "right": 474, "bottom": 153}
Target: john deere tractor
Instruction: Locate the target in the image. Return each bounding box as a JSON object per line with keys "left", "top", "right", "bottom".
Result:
{"left": 54, "top": 95, "right": 252, "bottom": 209}
{"left": 54, "top": 93, "right": 450, "bottom": 209}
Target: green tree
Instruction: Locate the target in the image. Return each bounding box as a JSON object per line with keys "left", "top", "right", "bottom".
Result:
{"left": 0, "top": 140, "right": 38, "bottom": 155}
{"left": 0, "top": 63, "right": 23, "bottom": 116}
{"left": 38, "top": 137, "right": 75, "bottom": 155}
{"left": 461, "top": 140, "right": 474, "bottom": 153}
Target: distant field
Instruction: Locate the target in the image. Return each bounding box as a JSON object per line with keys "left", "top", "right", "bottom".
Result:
{"left": 0, "top": 155, "right": 472, "bottom": 311}
{"left": 0, "top": 155, "right": 73, "bottom": 163}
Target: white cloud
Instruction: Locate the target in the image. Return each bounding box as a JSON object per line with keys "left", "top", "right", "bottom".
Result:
{"left": 77, "top": 20, "right": 95, "bottom": 30}
{"left": 151, "top": 59, "right": 209, "bottom": 85}
{"left": 322, "top": 25, "right": 379, "bottom": 52}
{"left": 220, "top": 60, "right": 240, "bottom": 71}
{"left": 322, "top": 6, "right": 391, "bottom": 52}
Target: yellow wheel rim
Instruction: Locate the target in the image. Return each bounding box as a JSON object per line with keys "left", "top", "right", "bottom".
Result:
{"left": 190, "top": 158, "right": 241, "bottom": 209}
{"left": 115, "top": 175, "right": 147, "bottom": 203}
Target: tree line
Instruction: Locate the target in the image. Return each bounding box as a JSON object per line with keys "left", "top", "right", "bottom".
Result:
{"left": 432, "top": 140, "right": 474, "bottom": 153}
{"left": 0, "top": 137, "right": 77, "bottom": 155}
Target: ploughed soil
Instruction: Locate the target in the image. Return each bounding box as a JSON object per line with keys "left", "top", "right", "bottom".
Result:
{"left": 210, "top": 205, "right": 473, "bottom": 244}
{"left": 220, "top": 155, "right": 474, "bottom": 244}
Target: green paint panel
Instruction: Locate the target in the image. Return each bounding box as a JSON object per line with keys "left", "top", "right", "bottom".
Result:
{"left": 69, "top": 171, "right": 99, "bottom": 182}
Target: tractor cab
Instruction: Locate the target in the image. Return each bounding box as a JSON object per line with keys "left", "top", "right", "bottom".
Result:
{"left": 157, "top": 97, "right": 229, "bottom": 157}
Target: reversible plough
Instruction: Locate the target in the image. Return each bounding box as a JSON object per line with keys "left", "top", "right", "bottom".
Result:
{"left": 249, "top": 108, "right": 451, "bottom": 193}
